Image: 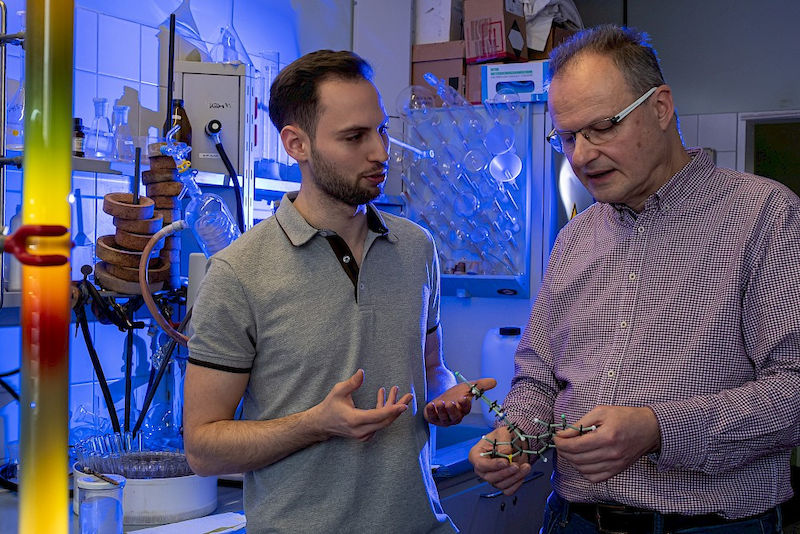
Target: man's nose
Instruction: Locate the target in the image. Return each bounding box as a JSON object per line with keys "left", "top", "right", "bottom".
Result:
{"left": 569, "top": 133, "right": 598, "bottom": 167}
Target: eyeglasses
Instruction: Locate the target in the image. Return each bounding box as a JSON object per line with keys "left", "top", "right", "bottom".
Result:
{"left": 546, "top": 86, "right": 659, "bottom": 155}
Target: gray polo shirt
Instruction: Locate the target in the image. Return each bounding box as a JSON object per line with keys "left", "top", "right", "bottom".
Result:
{"left": 189, "top": 193, "right": 455, "bottom": 533}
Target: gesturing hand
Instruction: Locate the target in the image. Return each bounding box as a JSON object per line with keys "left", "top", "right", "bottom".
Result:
{"left": 468, "top": 425, "right": 532, "bottom": 496}
{"left": 424, "top": 377, "right": 497, "bottom": 427}
{"left": 553, "top": 405, "right": 661, "bottom": 483}
{"left": 308, "top": 369, "right": 414, "bottom": 442}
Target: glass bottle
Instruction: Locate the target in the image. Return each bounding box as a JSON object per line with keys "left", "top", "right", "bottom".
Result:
{"left": 111, "top": 105, "right": 134, "bottom": 161}
{"left": 162, "top": 99, "right": 192, "bottom": 161}
{"left": 73, "top": 117, "right": 86, "bottom": 157}
{"left": 5, "top": 11, "right": 25, "bottom": 152}
{"left": 88, "top": 97, "right": 113, "bottom": 159}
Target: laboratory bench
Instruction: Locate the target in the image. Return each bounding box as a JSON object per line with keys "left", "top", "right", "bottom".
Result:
{"left": 0, "top": 420, "right": 553, "bottom": 533}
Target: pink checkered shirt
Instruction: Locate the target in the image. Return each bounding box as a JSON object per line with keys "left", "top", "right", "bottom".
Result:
{"left": 505, "top": 148, "right": 800, "bottom": 519}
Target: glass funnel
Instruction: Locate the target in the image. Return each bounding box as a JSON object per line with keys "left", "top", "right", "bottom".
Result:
{"left": 209, "top": 1, "right": 252, "bottom": 65}
{"left": 161, "top": 0, "right": 210, "bottom": 61}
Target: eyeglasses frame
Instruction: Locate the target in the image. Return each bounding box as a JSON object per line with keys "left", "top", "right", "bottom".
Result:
{"left": 546, "top": 86, "right": 660, "bottom": 154}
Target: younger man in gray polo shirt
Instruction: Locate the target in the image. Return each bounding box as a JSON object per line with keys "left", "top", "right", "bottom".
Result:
{"left": 183, "top": 50, "right": 495, "bottom": 533}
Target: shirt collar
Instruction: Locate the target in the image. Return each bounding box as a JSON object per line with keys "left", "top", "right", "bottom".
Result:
{"left": 649, "top": 147, "right": 714, "bottom": 212}
{"left": 607, "top": 147, "right": 713, "bottom": 223}
{"left": 275, "top": 192, "right": 394, "bottom": 247}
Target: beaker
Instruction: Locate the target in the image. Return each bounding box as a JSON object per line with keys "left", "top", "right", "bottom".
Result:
{"left": 77, "top": 474, "right": 126, "bottom": 534}
{"left": 88, "top": 98, "right": 113, "bottom": 159}
{"left": 111, "top": 105, "right": 135, "bottom": 162}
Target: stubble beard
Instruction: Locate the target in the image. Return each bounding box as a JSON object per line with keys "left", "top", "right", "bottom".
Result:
{"left": 308, "top": 146, "right": 382, "bottom": 207}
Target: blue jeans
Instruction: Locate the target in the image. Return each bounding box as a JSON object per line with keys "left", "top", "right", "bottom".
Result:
{"left": 540, "top": 492, "right": 783, "bottom": 534}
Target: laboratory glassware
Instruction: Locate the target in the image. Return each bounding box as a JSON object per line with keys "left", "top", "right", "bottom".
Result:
{"left": 209, "top": 1, "right": 252, "bottom": 65}
{"left": 77, "top": 474, "right": 126, "bottom": 534}
{"left": 88, "top": 97, "right": 113, "bottom": 159}
{"left": 111, "top": 105, "right": 135, "bottom": 162}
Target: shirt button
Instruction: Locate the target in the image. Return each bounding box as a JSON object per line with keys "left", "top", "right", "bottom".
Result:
{"left": 620, "top": 320, "right": 628, "bottom": 328}
{"left": 342, "top": 255, "right": 351, "bottom": 263}
{"left": 628, "top": 272, "right": 637, "bottom": 281}
{"left": 638, "top": 226, "right": 645, "bottom": 234}
{"left": 359, "top": 283, "right": 365, "bottom": 290}
{"left": 607, "top": 369, "right": 616, "bottom": 378}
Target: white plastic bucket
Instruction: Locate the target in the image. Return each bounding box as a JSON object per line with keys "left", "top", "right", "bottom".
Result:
{"left": 73, "top": 464, "right": 218, "bottom": 525}
{"left": 479, "top": 326, "right": 522, "bottom": 427}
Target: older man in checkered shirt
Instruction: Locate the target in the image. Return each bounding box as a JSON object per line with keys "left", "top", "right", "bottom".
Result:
{"left": 470, "top": 25, "right": 800, "bottom": 534}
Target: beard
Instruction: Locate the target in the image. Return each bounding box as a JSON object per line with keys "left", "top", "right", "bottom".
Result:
{"left": 308, "top": 146, "right": 384, "bottom": 206}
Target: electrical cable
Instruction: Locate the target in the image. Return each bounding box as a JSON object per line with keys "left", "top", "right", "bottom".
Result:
{"left": 205, "top": 119, "right": 244, "bottom": 233}
{"left": 215, "top": 142, "right": 245, "bottom": 233}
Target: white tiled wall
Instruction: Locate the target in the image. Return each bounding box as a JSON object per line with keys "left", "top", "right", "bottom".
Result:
{"left": 680, "top": 112, "right": 739, "bottom": 168}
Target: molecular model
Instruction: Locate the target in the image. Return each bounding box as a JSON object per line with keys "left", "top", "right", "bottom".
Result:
{"left": 455, "top": 371, "right": 596, "bottom": 464}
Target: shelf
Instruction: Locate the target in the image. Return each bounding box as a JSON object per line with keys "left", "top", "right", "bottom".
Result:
{"left": 72, "top": 156, "right": 122, "bottom": 175}
{"left": 442, "top": 274, "right": 529, "bottom": 299}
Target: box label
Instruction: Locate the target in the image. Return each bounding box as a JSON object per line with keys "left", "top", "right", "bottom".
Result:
{"left": 482, "top": 61, "right": 549, "bottom": 103}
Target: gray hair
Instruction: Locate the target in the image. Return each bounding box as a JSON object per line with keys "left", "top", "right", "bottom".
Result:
{"left": 548, "top": 25, "right": 665, "bottom": 95}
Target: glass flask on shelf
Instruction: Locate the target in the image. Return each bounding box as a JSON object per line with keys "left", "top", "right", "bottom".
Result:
{"left": 111, "top": 105, "right": 135, "bottom": 161}
{"left": 88, "top": 97, "right": 113, "bottom": 159}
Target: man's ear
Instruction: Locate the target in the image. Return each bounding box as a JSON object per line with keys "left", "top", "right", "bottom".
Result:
{"left": 653, "top": 85, "right": 675, "bottom": 131}
{"left": 280, "top": 125, "right": 311, "bottom": 162}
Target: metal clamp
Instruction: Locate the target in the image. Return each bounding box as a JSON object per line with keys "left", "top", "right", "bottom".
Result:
{"left": 1, "top": 224, "right": 71, "bottom": 265}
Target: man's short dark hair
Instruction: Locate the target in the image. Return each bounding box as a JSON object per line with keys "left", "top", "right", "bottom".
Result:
{"left": 268, "top": 50, "right": 374, "bottom": 139}
{"left": 548, "top": 25, "right": 665, "bottom": 96}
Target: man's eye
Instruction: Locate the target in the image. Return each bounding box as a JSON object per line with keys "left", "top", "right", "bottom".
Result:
{"left": 590, "top": 121, "right": 614, "bottom": 133}
{"left": 346, "top": 133, "right": 363, "bottom": 142}
{"left": 562, "top": 133, "right": 576, "bottom": 145}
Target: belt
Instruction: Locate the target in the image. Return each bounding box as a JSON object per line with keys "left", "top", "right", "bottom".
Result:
{"left": 569, "top": 501, "right": 777, "bottom": 534}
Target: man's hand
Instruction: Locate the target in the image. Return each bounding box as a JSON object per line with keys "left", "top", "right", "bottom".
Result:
{"left": 424, "top": 377, "right": 497, "bottom": 426}
{"left": 306, "top": 369, "right": 413, "bottom": 442}
{"left": 468, "top": 425, "right": 532, "bottom": 495}
{"left": 553, "top": 405, "right": 661, "bottom": 483}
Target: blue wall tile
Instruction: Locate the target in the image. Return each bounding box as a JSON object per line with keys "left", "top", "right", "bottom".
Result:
{"left": 75, "top": 8, "right": 98, "bottom": 73}
{"left": 97, "top": 14, "right": 141, "bottom": 81}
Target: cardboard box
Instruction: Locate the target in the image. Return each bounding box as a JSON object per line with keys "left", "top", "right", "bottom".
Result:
{"left": 411, "top": 40, "right": 466, "bottom": 101}
{"left": 463, "top": 0, "right": 528, "bottom": 64}
{"left": 466, "top": 63, "right": 483, "bottom": 103}
{"left": 481, "top": 60, "right": 548, "bottom": 103}
{"left": 528, "top": 23, "right": 576, "bottom": 60}
{"left": 414, "top": 0, "right": 464, "bottom": 45}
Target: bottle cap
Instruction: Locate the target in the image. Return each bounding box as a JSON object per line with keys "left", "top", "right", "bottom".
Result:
{"left": 73, "top": 117, "right": 83, "bottom": 128}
